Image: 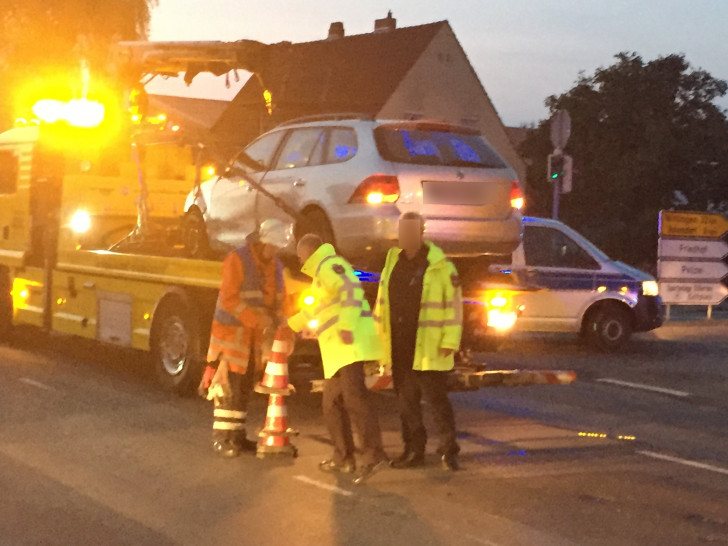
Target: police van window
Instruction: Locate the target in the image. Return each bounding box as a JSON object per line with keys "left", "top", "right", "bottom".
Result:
{"left": 274, "top": 128, "right": 327, "bottom": 170}
{"left": 239, "top": 131, "right": 285, "bottom": 171}
{"left": 0, "top": 151, "right": 19, "bottom": 194}
{"left": 326, "top": 128, "right": 358, "bottom": 164}
{"left": 523, "top": 226, "right": 599, "bottom": 269}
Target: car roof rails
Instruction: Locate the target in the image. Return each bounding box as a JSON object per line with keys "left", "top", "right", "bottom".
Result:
{"left": 276, "top": 113, "right": 375, "bottom": 127}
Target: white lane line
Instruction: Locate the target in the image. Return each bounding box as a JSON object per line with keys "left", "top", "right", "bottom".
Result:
{"left": 597, "top": 378, "right": 690, "bottom": 398}
{"left": 293, "top": 475, "right": 354, "bottom": 497}
{"left": 465, "top": 534, "right": 503, "bottom": 546}
{"left": 18, "top": 377, "right": 57, "bottom": 392}
{"left": 638, "top": 450, "right": 728, "bottom": 476}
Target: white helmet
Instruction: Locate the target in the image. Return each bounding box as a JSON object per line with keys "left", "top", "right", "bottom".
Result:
{"left": 257, "top": 218, "right": 293, "bottom": 248}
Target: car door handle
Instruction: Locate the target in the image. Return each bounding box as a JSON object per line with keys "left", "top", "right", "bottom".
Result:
{"left": 293, "top": 178, "right": 306, "bottom": 187}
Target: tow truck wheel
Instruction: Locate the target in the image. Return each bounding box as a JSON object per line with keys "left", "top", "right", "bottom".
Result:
{"left": 183, "top": 208, "right": 211, "bottom": 258}
{"left": 151, "top": 297, "right": 202, "bottom": 395}
{"left": 0, "top": 270, "right": 12, "bottom": 342}
{"left": 583, "top": 304, "right": 633, "bottom": 352}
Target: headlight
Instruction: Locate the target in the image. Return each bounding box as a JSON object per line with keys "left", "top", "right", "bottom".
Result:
{"left": 69, "top": 210, "right": 91, "bottom": 233}
{"left": 642, "top": 281, "right": 659, "bottom": 297}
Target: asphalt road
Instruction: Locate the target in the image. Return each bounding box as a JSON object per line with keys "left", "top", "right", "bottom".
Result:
{"left": 1, "top": 321, "right": 728, "bottom": 546}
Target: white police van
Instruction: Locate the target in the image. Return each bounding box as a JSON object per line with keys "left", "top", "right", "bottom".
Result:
{"left": 490, "top": 217, "right": 664, "bottom": 351}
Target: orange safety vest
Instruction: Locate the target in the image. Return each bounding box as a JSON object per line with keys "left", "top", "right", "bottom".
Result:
{"left": 207, "top": 243, "right": 285, "bottom": 374}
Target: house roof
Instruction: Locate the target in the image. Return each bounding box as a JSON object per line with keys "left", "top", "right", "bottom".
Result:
{"left": 213, "top": 21, "right": 448, "bottom": 140}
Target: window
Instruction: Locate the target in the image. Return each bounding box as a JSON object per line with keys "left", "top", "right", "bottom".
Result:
{"left": 0, "top": 151, "right": 19, "bottom": 194}
{"left": 326, "top": 128, "right": 357, "bottom": 164}
{"left": 374, "top": 124, "right": 507, "bottom": 168}
{"left": 239, "top": 131, "right": 285, "bottom": 171}
{"left": 274, "top": 128, "right": 327, "bottom": 170}
{"left": 523, "top": 226, "right": 599, "bottom": 269}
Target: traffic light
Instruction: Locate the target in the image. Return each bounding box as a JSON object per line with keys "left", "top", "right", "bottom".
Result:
{"left": 548, "top": 153, "right": 565, "bottom": 182}
{"left": 547, "top": 153, "right": 573, "bottom": 194}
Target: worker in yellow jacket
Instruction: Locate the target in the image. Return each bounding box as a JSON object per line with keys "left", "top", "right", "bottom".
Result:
{"left": 286, "top": 233, "right": 388, "bottom": 485}
{"left": 374, "top": 211, "right": 463, "bottom": 471}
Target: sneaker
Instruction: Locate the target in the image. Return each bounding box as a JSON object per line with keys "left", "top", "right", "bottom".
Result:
{"left": 212, "top": 439, "right": 240, "bottom": 458}
{"left": 440, "top": 454, "right": 460, "bottom": 471}
{"left": 353, "top": 459, "right": 389, "bottom": 485}
{"left": 390, "top": 451, "right": 425, "bottom": 469}
{"left": 319, "top": 459, "right": 356, "bottom": 474}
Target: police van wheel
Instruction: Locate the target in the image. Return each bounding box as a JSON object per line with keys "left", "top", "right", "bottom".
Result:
{"left": 584, "top": 305, "right": 632, "bottom": 352}
{"left": 183, "top": 208, "right": 211, "bottom": 258}
{"left": 151, "top": 298, "right": 202, "bottom": 395}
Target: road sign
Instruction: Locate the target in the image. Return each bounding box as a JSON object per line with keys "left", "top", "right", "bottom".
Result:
{"left": 658, "top": 260, "right": 728, "bottom": 281}
{"left": 550, "top": 110, "right": 571, "bottom": 150}
{"left": 659, "top": 282, "right": 728, "bottom": 305}
{"left": 658, "top": 210, "right": 728, "bottom": 305}
{"left": 658, "top": 238, "right": 728, "bottom": 260}
{"left": 660, "top": 211, "right": 728, "bottom": 238}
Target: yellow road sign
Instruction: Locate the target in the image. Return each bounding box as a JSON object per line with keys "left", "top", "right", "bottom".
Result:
{"left": 660, "top": 211, "right": 728, "bottom": 238}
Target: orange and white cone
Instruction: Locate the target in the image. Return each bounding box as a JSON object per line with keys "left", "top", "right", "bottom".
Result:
{"left": 256, "top": 394, "right": 298, "bottom": 458}
{"left": 255, "top": 330, "right": 294, "bottom": 395}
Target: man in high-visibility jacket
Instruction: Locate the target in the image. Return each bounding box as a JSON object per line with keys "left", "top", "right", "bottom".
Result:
{"left": 374, "top": 212, "right": 463, "bottom": 471}
{"left": 200, "top": 219, "right": 292, "bottom": 458}
{"left": 285, "top": 233, "right": 388, "bottom": 484}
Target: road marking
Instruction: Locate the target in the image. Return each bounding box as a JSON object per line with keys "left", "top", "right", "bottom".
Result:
{"left": 18, "top": 377, "right": 56, "bottom": 392}
{"left": 638, "top": 450, "right": 728, "bottom": 476}
{"left": 597, "top": 378, "right": 690, "bottom": 398}
{"left": 465, "top": 534, "right": 503, "bottom": 546}
{"left": 293, "top": 475, "right": 353, "bottom": 497}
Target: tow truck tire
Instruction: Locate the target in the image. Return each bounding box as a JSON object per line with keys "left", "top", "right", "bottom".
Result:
{"left": 183, "top": 208, "right": 211, "bottom": 259}
{"left": 150, "top": 296, "right": 202, "bottom": 395}
{"left": 296, "top": 208, "right": 335, "bottom": 246}
{"left": 583, "top": 304, "right": 633, "bottom": 352}
{"left": 0, "top": 269, "right": 12, "bottom": 342}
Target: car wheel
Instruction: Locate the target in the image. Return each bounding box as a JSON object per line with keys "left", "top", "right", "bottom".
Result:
{"left": 584, "top": 305, "right": 633, "bottom": 352}
{"left": 296, "top": 208, "right": 335, "bottom": 246}
{"left": 183, "top": 208, "right": 211, "bottom": 258}
{"left": 151, "top": 296, "right": 202, "bottom": 395}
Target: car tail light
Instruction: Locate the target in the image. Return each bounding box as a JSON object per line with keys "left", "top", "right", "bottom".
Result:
{"left": 348, "top": 174, "right": 400, "bottom": 204}
{"left": 510, "top": 180, "right": 524, "bottom": 210}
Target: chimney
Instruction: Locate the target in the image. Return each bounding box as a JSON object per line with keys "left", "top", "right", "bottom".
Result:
{"left": 374, "top": 11, "right": 396, "bottom": 33}
{"left": 328, "top": 22, "right": 345, "bottom": 40}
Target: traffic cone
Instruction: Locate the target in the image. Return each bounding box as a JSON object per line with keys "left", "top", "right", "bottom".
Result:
{"left": 255, "top": 330, "right": 294, "bottom": 395}
{"left": 256, "top": 394, "right": 298, "bottom": 458}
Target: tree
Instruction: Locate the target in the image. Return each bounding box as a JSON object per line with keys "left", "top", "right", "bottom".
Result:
{"left": 0, "top": 0, "right": 157, "bottom": 128}
{"left": 519, "top": 53, "right": 728, "bottom": 270}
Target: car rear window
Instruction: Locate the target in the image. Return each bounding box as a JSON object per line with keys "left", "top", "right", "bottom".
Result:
{"left": 374, "top": 124, "right": 507, "bottom": 168}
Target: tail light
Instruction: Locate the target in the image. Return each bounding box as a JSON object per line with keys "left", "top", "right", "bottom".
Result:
{"left": 348, "top": 174, "right": 400, "bottom": 204}
{"left": 510, "top": 180, "right": 524, "bottom": 210}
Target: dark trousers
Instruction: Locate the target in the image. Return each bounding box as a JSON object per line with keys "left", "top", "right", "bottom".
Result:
{"left": 322, "top": 361, "right": 387, "bottom": 466}
{"left": 392, "top": 364, "right": 459, "bottom": 457}
{"left": 212, "top": 352, "right": 256, "bottom": 442}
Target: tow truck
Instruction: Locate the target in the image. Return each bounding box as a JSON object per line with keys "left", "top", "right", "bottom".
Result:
{"left": 0, "top": 40, "right": 575, "bottom": 394}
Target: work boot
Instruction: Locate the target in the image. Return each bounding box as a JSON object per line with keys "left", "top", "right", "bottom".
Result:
{"left": 231, "top": 432, "right": 258, "bottom": 453}
{"left": 319, "top": 459, "right": 356, "bottom": 474}
{"left": 440, "top": 454, "right": 460, "bottom": 472}
{"left": 353, "top": 459, "right": 389, "bottom": 485}
{"left": 390, "top": 451, "right": 425, "bottom": 469}
{"left": 212, "top": 438, "right": 240, "bottom": 458}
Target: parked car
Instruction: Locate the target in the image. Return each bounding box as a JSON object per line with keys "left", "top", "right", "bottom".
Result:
{"left": 489, "top": 217, "right": 665, "bottom": 350}
{"left": 183, "top": 114, "right": 524, "bottom": 268}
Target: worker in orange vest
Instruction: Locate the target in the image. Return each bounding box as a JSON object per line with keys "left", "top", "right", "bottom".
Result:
{"left": 199, "top": 219, "right": 293, "bottom": 458}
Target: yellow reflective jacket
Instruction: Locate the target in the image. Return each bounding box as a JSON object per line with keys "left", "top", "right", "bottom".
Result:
{"left": 374, "top": 242, "right": 463, "bottom": 372}
{"left": 288, "top": 244, "right": 382, "bottom": 378}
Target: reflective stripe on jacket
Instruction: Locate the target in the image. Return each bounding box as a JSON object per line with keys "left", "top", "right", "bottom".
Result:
{"left": 207, "top": 243, "right": 284, "bottom": 373}
{"left": 374, "top": 242, "right": 462, "bottom": 372}
{"left": 288, "top": 243, "right": 382, "bottom": 378}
